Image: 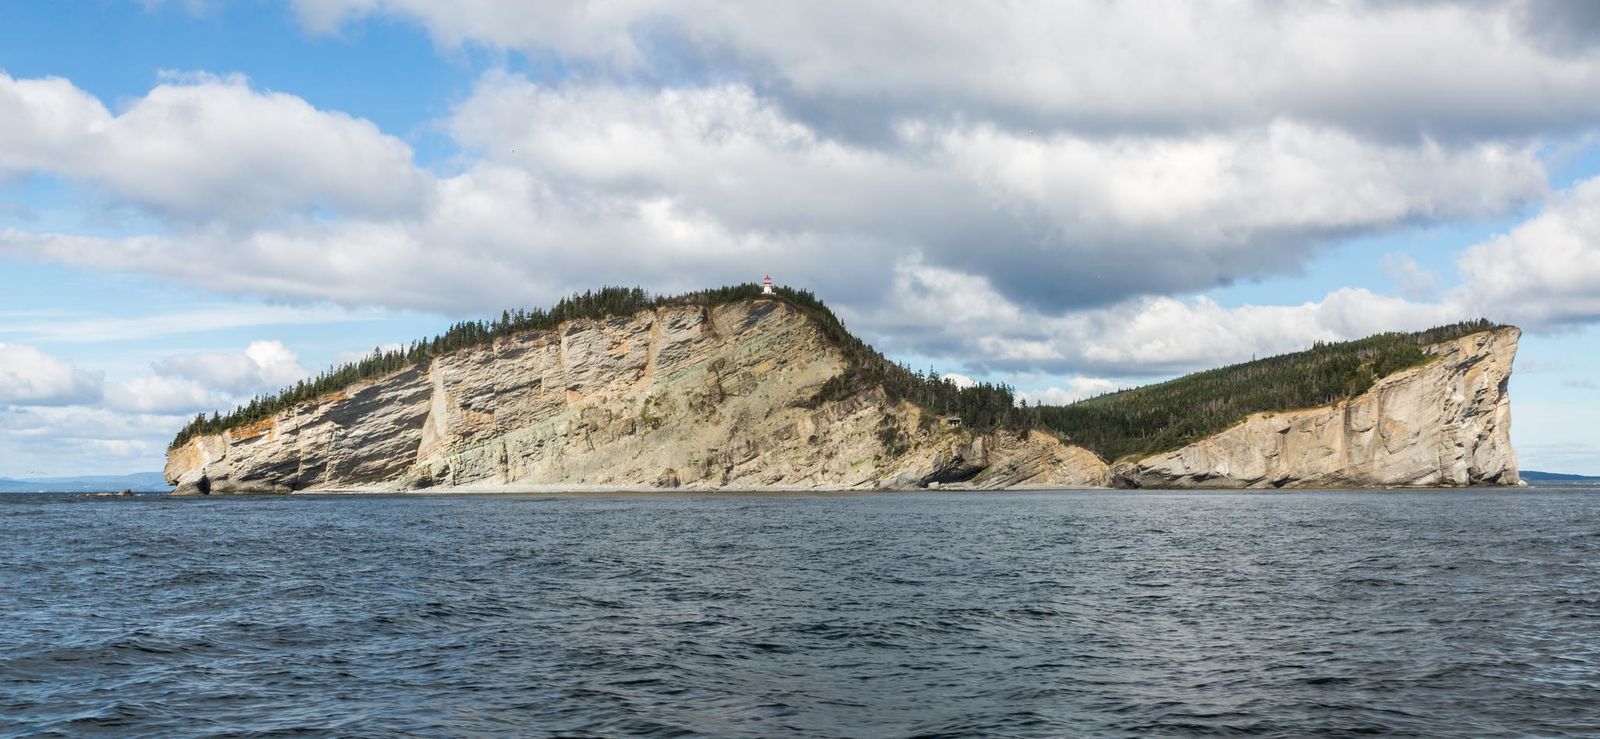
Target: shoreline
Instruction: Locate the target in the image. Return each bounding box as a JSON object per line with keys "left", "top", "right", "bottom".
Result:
{"left": 164, "top": 480, "right": 1542, "bottom": 497}
{"left": 204, "top": 482, "right": 1115, "bottom": 497}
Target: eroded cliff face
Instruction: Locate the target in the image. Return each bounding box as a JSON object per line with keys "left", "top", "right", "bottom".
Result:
{"left": 1112, "top": 327, "right": 1521, "bottom": 489}
{"left": 165, "top": 300, "right": 1110, "bottom": 493}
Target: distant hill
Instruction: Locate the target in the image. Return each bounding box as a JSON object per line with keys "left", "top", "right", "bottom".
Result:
{"left": 0, "top": 472, "right": 168, "bottom": 493}
{"left": 1520, "top": 470, "right": 1600, "bottom": 482}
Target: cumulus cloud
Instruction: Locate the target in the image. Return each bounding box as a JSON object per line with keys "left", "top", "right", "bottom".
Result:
{"left": 856, "top": 170, "right": 1600, "bottom": 374}
{"left": 0, "top": 340, "right": 314, "bottom": 475}
{"left": 0, "top": 71, "right": 428, "bottom": 222}
{"left": 292, "top": 0, "right": 1600, "bottom": 140}
{"left": 0, "top": 405, "right": 181, "bottom": 476}
{"left": 929, "top": 120, "right": 1543, "bottom": 308}
{"left": 1452, "top": 175, "right": 1600, "bottom": 329}
{"left": 0, "top": 76, "right": 1553, "bottom": 316}
{"left": 1017, "top": 378, "right": 1122, "bottom": 406}
{"left": 154, "top": 340, "right": 312, "bottom": 395}
{"left": 862, "top": 260, "right": 1469, "bottom": 375}
{"left": 0, "top": 343, "right": 103, "bottom": 406}
{"left": 939, "top": 373, "right": 977, "bottom": 389}
{"left": 104, "top": 376, "right": 230, "bottom": 414}
{"left": 0, "top": 4, "right": 1595, "bottom": 478}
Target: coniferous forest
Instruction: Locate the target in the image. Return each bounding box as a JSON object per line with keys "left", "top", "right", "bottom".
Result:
{"left": 1031, "top": 319, "right": 1502, "bottom": 461}
{"left": 169, "top": 287, "right": 1499, "bottom": 467}
{"left": 169, "top": 285, "right": 1026, "bottom": 451}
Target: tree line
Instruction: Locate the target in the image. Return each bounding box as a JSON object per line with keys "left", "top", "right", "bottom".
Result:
{"left": 172, "top": 285, "right": 751, "bottom": 449}
{"left": 170, "top": 287, "right": 1501, "bottom": 467}
{"left": 1030, "top": 319, "right": 1502, "bottom": 461}
{"left": 171, "top": 283, "right": 1032, "bottom": 450}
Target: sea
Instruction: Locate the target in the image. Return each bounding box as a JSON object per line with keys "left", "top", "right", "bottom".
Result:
{"left": 3, "top": 487, "right": 1598, "bottom": 737}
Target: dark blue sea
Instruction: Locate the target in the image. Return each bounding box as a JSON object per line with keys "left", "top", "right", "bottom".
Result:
{"left": 3, "top": 488, "right": 1599, "bottom": 737}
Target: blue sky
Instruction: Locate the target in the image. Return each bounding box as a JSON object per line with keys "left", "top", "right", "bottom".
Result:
{"left": 2, "top": 1, "right": 1599, "bottom": 476}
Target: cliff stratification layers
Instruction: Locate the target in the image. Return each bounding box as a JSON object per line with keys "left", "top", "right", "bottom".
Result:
{"left": 1111, "top": 327, "right": 1521, "bottom": 488}
{"left": 165, "top": 300, "right": 1110, "bottom": 493}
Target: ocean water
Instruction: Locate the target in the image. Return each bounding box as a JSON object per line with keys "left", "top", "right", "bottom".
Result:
{"left": 2, "top": 488, "right": 1598, "bottom": 737}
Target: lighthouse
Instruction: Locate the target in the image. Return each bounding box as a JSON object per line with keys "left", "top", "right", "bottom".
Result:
{"left": 761, "top": 275, "right": 775, "bottom": 295}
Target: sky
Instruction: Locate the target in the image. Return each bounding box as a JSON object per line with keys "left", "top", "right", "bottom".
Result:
{"left": 2, "top": 0, "right": 1599, "bottom": 477}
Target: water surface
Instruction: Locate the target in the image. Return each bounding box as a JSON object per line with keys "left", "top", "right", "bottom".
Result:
{"left": 3, "top": 488, "right": 1598, "bottom": 737}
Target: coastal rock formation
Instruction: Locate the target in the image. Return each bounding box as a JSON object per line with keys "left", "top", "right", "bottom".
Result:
{"left": 1111, "top": 327, "right": 1521, "bottom": 488}
{"left": 165, "top": 298, "right": 1523, "bottom": 494}
{"left": 165, "top": 300, "right": 1111, "bottom": 493}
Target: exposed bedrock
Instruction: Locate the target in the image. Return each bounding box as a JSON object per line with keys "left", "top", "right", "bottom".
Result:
{"left": 166, "top": 304, "right": 1521, "bottom": 494}
{"left": 166, "top": 301, "right": 1110, "bottom": 493}
{"left": 1111, "top": 328, "right": 1521, "bottom": 489}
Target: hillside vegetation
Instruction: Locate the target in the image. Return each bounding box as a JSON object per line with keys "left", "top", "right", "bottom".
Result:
{"left": 1032, "top": 319, "right": 1502, "bottom": 462}
{"left": 169, "top": 285, "right": 1025, "bottom": 450}
{"left": 169, "top": 286, "right": 1500, "bottom": 467}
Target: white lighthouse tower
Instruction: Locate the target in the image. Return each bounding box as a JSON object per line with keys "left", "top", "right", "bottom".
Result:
{"left": 761, "top": 275, "right": 775, "bottom": 295}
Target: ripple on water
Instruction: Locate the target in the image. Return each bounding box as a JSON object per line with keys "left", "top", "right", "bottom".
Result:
{"left": 2, "top": 488, "right": 1599, "bottom": 737}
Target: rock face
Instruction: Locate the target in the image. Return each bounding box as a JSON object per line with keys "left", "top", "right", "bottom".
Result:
{"left": 165, "top": 300, "right": 1111, "bottom": 493}
{"left": 164, "top": 304, "right": 1523, "bottom": 494}
{"left": 1112, "top": 327, "right": 1521, "bottom": 489}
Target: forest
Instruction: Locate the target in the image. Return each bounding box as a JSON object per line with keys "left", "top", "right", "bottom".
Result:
{"left": 169, "top": 284, "right": 1026, "bottom": 450}
{"left": 169, "top": 286, "right": 1499, "bottom": 466}
{"left": 1030, "top": 319, "right": 1502, "bottom": 461}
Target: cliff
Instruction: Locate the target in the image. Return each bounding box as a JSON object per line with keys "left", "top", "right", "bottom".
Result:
{"left": 165, "top": 299, "right": 1110, "bottom": 493}
{"left": 1111, "top": 327, "right": 1521, "bottom": 488}
{"left": 165, "top": 297, "right": 1522, "bottom": 494}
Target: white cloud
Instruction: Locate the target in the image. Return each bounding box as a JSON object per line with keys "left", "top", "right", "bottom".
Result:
{"left": 0, "top": 340, "right": 313, "bottom": 474}
{"left": 0, "top": 77, "right": 1552, "bottom": 316}
{"left": 292, "top": 0, "right": 1600, "bottom": 139}
{"left": 104, "top": 376, "right": 230, "bottom": 414}
{"left": 292, "top": 0, "right": 657, "bottom": 64}
{"left": 0, "top": 71, "right": 428, "bottom": 222}
{"left": 1453, "top": 175, "right": 1600, "bottom": 329}
{"left": 154, "top": 340, "right": 312, "bottom": 395}
{"left": 0, "top": 405, "right": 182, "bottom": 439}
{"left": 0, "top": 343, "right": 102, "bottom": 406}
{"left": 866, "top": 260, "right": 1468, "bottom": 375}
{"left": 939, "top": 372, "right": 976, "bottom": 389}
{"left": 1018, "top": 378, "right": 1122, "bottom": 406}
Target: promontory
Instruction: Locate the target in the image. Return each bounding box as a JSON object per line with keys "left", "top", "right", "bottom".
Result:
{"left": 165, "top": 285, "right": 1519, "bottom": 493}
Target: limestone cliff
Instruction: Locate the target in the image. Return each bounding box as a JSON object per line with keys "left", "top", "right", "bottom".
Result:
{"left": 1111, "top": 327, "right": 1521, "bottom": 488}
{"left": 165, "top": 300, "right": 1110, "bottom": 493}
